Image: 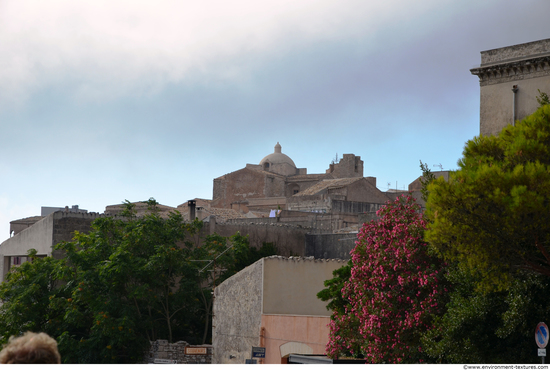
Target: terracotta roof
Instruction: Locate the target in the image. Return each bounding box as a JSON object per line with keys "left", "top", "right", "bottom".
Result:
{"left": 201, "top": 207, "right": 247, "bottom": 222}
{"left": 214, "top": 166, "right": 286, "bottom": 180}
{"left": 287, "top": 173, "right": 332, "bottom": 181}
{"left": 104, "top": 202, "right": 176, "bottom": 218}
{"left": 10, "top": 216, "right": 44, "bottom": 224}
{"left": 178, "top": 206, "right": 249, "bottom": 222}
{"left": 293, "top": 178, "right": 363, "bottom": 196}
{"left": 176, "top": 198, "right": 212, "bottom": 209}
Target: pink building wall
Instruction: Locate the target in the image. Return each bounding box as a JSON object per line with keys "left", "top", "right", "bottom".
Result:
{"left": 260, "top": 314, "right": 330, "bottom": 364}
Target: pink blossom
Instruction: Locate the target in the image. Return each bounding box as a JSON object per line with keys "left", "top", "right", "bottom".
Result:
{"left": 326, "top": 195, "right": 446, "bottom": 363}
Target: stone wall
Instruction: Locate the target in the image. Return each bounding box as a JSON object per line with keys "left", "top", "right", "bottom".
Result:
{"left": 224, "top": 211, "right": 356, "bottom": 233}
{"left": 217, "top": 209, "right": 373, "bottom": 258}
{"left": 286, "top": 194, "right": 332, "bottom": 212}
{"left": 51, "top": 212, "right": 100, "bottom": 258}
{"left": 210, "top": 222, "right": 310, "bottom": 256}
{"left": 246, "top": 196, "right": 287, "bottom": 212}
{"left": 358, "top": 211, "right": 380, "bottom": 225}
{"left": 326, "top": 154, "right": 363, "bottom": 178}
{"left": 144, "top": 339, "right": 212, "bottom": 364}
{"left": 212, "top": 168, "right": 287, "bottom": 211}
{"left": 305, "top": 233, "right": 356, "bottom": 259}
{"left": 263, "top": 174, "right": 286, "bottom": 198}
{"left": 212, "top": 259, "right": 263, "bottom": 364}
{"left": 331, "top": 200, "right": 383, "bottom": 214}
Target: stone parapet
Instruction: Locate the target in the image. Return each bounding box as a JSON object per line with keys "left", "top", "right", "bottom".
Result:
{"left": 471, "top": 56, "right": 550, "bottom": 86}
{"left": 480, "top": 38, "right": 550, "bottom": 65}
{"left": 144, "top": 339, "right": 213, "bottom": 364}
{"left": 471, "top": 39, "right": 550, "bottom": 87}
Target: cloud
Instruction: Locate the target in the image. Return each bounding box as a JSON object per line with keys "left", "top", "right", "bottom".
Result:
{"left": 0, "top": 0, "right": 457, "bottom": 108}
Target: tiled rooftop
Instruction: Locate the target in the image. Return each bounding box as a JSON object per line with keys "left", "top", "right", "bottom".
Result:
{"left": 294, "top": 178, "right": 362, "bottom": 196}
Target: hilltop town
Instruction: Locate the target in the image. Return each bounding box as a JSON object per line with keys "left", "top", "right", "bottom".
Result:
{"left": 1, "top": 38, "right": 550, "bottom": 364}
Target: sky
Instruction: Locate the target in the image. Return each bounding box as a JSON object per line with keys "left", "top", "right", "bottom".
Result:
{"left": 1, "top": 0, "right": 549, "bottom": 242}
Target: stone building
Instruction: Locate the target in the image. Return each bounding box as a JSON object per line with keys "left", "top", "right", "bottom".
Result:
{"left": 287, "top": 177, "right": 387, "bottom": 213}
{"left": 471, "top": 38, "right": 550, "bottom": 136}
{"left": 212, "top": 256, "right": 346, "bottom": 364}
{"left": 211, "top": 143, "right": 375, "bottom": 213}
{"left": 0, "top": 209, "right": 100, "bottom": 281}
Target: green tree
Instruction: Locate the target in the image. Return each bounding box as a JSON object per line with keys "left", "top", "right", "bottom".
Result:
{"left": 537, "top": 89, "right": 550, "bottom": 108}
{"left": 190, "top": 232, "right": 277, "bottom": 344}
{"left": 52, "top": 200, "right": 203, "bottom": 363}
{"left": 318, "top": 260, "right": 352, "bottom": 314}
{"left": 419, "top": 160, "right": 437, "bottom": 203}
{"left": 0, "top": 250, "right": 65, "bottom": 340}
{"left": 422, "top": 268, "right": 550, "bottom": 363}
{"left": 317, "top": 260, "right": 364, "bottom": 359}
{"left": 426, "top": 104, "right": 550, "bottom": 291}
{"left": 0, "top": 198, "right": 278, "bottom": 363}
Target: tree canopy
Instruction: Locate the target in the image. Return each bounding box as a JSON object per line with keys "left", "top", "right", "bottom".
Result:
{"left": 0, "top": 199, "right": 277, "bottom": 363}
{"left": 426, "top": 104, "right": 550, "bottom": 290}
{"left": 422, "top": 268, "right": 550, "bottom": 363}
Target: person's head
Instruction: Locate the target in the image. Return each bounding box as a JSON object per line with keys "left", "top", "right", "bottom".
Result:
{"left": 0, "top": 332, "right": 61, "bottom": 364}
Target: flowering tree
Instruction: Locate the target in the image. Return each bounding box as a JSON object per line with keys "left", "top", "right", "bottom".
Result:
{"left": 326, "top": 195, "right": 446, "bottom": 363}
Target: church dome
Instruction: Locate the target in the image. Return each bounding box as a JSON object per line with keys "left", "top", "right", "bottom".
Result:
{"left": 260, "top": 142, "right": 296, "bottom": 168}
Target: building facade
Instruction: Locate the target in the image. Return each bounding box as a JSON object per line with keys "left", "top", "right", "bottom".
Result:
{"left": 211, "top": 143, "right": 376, "bottom": 213}
{"left": 0, "top": 210, "right": 100, "bottom": 281}
{"left": 212, "top": 256, "right": 346, "bottom": 364}
{"left": 471, "top": 38, "right": 550, "bottom": 136}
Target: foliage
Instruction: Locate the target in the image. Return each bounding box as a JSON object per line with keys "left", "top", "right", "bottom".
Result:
{"left": 0, "top": 250, "right": 64, "bottom": 341}
{"left": 318, "top": 260, "right": 351, "bottom": 314}
{"left": 318, "top": 260, "right": 364, "bottom": 358}
{"left": 49, "top": 200, "right": 203, "bottom": 363}
{"left": 419, "top": 160, "right": 437, "bottom": 203}
{"left": 425, "top": 104, "right": 550, "bottom": 291}
{"left": 190, "top": 232, "right": 277, "bottom": 344}
{"left": 537, "top": 89, "right": 550, "bottom": 108}
{"left": 422, "top": 268, "right": 550, "bottom": 363}
{"left": 0, "top": 198, "right": 277, "bottom": 363}
{"left": 325, "top": 195, "right": 447, "bottom": 363}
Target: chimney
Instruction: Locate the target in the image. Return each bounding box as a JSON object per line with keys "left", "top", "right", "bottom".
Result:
{"left": 188, "top": 200, "right": 196, "bottom": 220}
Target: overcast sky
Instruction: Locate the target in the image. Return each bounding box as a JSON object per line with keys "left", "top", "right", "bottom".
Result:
{"left": 1, "top": 0, "right": 549, "bottom": 242}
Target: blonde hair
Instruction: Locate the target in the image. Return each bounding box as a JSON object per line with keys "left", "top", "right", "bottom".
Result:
{"left": 0, "top": 332, "right": 61, "bottom": 364}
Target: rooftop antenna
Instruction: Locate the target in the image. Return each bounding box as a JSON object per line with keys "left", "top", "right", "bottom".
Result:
{"left": 387, "top": 182, "right": 391, "bottom": 190}
{"left": 433, "top": 163, "right": 443, "bottom": 171}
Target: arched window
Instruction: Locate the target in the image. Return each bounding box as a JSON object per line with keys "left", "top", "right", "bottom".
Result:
{"left": 287, "top": 183, "right": 300, "bottom": 196}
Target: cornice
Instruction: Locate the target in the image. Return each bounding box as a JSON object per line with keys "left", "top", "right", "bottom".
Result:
{"left": 470, "top": 56, "right": 550, "bottom": 86}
